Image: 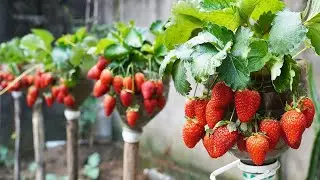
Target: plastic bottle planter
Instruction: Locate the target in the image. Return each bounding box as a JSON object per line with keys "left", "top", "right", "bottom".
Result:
{"left": 68, "top": 78, "right": 93, "bottom": 109}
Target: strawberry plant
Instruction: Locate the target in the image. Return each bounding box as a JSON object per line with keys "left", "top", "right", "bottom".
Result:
{"left": 160, "top": 0, "right": 319, "bottom": 166}
{"left": 87, "top": 21, "right": 169, "bottom": 130}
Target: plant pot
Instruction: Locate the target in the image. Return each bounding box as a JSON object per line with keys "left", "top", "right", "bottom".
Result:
{"left": 69, "top": 77, "right": 94, "bottom": 110}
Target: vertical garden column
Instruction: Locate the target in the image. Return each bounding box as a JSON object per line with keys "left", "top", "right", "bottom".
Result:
{"left": 32, "top": 98, "right": 45, "bottom": 180}
{"left": 122, "top": 127, "right": 142, "bottom": 180}
{"left": 12, "top": 91, "right": 22, "bottom": 180}
{"left": 64, "top": 108, "right": 81, "bottom": 180}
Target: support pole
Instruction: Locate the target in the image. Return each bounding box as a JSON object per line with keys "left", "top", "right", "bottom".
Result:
{"left": 64, "top": 109, "right": 81, "bottom": 180}
{"left": 32, "top": 98, "right": 45, "bottom": 180}
{"left": 12, "top": 91, "right": 22, "bottom": 180}
{"left": 122, "top": 127, "right": 142, "bottom": 180}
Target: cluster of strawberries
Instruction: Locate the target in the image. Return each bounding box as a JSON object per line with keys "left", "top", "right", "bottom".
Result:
{"left": 182, "top": 82, "right": 315, "bottom": 165}
{"left": 0, "top": 70, "right": 75, "bottom": 108}
{"left": 87, "top": 56, "right": 166, "bottom": 128}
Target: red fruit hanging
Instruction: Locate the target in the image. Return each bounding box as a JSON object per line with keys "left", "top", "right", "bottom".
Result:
{"left": 100, "top": 69, "right": 113, "bottom": 85}
{"left": 51, "top": 86, "right": 60, "bottom": 98}
{"left": 44, "top": 94, "right": 54, "bottom": 107}
{"left": 155, "top": 80, "right": 164, "bottom": 96}
{"left": 211, "top": 82, "right": 233, "bottom": 108}
{"left": 280, "top": 109, "right": 306, "bottom": 149}
{"left": 185, "top": 98, "right": 196, "bottom": 118}
{"left": 41, "top": 73, "right": 53, "bottom": 88}
{"left": 235, "top": 89, "right": 261, "bottom": 122}
{"left": 259, "top": 119, "right": 281, "bottom": 150}
{"left": 59, "top": 84, "right": 69, "bottom": 95}
{"left": 93, "top": 80, "right": 109, "bottom": 97}
{"left": 157, "top": 95, "right": 166, "bottom": 109}
{"left": 27, "top": 94, "right": 37, "bottom": 107}
{"left": 298, "top": 97, "right": 315, "bottom": 128}
{"left": 205, "top": 99, "right": 225, "bottom": 128}
{"left": 134, "top": 72, "right": 145, "bottom": 92}
{"left": 203, "top": 125, "right": 238, "bottom": 158}
{"left": 141, "top": 81, "right": 156, "bottom": 99}
{"left": 120, "top": 89, "right": 133, "bottom": 107}
{"left": 246, "top": 134, "right": 269, "bottom": 166}
{"left": 63, "top": 94, "right": 76, "bottom": 108}
{"left": 96, "top": 56, "right": 109, "bottom": 70}
{"left": 112, "top": 75, "right": 123, "bottom": 94}
{"left": 103, "top": 94, "right": 116, "bottom": 116}
{"left": 123, "top": 76, "right": 133, "bottom": 91}
{"left": 144, "top": 98, "right": 157, "bottom": 114}
{"left": 56, "top": 92, "right": 65, "bottom": 103}
{"left": 237, "top": 134, "right": 247, "bottom": 152}
{"left": 126, "top": 106, "right": 140, "bottom": 128}
{"left": 28, "top": 86, "right": 39, "bottom": 98}
{"left": 182, "top": 119, "right": 205, "bottom": 148}
{"left": 87, "top": 65, "right": 102, "bottom": 80}
{"left": 34, "top": 74, "right": 42, "bottom": 89}
{"left": 194, "top": 98, "right": 209, "bottom": 127}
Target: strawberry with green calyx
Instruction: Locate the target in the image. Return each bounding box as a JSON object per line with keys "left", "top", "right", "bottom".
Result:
{"left": 203, "top": 121, "right": 238, "bottom": 158}
{"left": 235, "top": 89, "right": 261, "bottom": 122}
{"left": 51, "top": 86, "right": 60, "bottom": 98}
{"left": 259, "top": 119, "right": 281, "bottom": 150}
{"left": 293, "top": 97, "right": 315, "bottom": 128}
{"left": 63, "top": 94, "right": 75, "bottom": 108}
{"left": 205, "top": 99, "right": 225, "bottom": 128}
{"left": 93, "top": 79, "right": 109, "bottom": 97}
{"left": 112, "top": 75, "right": 123, "bottom": 94}
{"left": 194, "top": 97, "right": 209, "bottom": 127}
{"left": 246, "top": 133, "right": 269, "bottom": 166}
{"left": 34, "top": 74, "right": 42, "bottom": 89}
{"left": 27, "top": 86, "right": 39, "bottom": 107}
{"left": 123, "top": 76, "right": 134, "bottom": 91}
{"left": 126, "top": 105, "right": 140, "bottom": 127}
{"left": 157, "top": 95, "right": 166, "bottom": 109}
{"left": 100, "top": 69, "right": 113, "bottom": 85}
{"left": 120, "top": 89, "right": 133, "bottom": 107}
{"left": 144, "top": 98, "right": 157, "bottom": 114}
{"left": 185, "top": 97, "right": 196, "bottom": 118}
{"left": 134, "top": 72, "right": 145, "bottom": 92}
{"left": 141, "top": 80, "right": 156, "bottom": 99}
{"left": 237, "top": 134, "right": 247, "bottom": 152}
{"left": 211, "top": 82, "right": 233, "bottom": 108}
{"left": 182, "top": 118, "right": 205, "bottom": 148}
{"left": 87, "top": 65, "right": 102, "bottom": 80}
{"left": 44, "top": 93, "right": 54, "bottom": 107}
{"left": 155, "top": 80, "right": 164, "bottom": 96}
{"left": 96, "top": 56, "right": 109, "bottom": 70}
{"left": 280, "top": 109, "right": 306, "bottom": 149}
{"left": 104, "top": 93, "right": 116, "bottom": 116}
{"left": 41, "top": 73, "right": 54, "bottom": 88}
{"left": 59, "top": 84, "right": 69, "bottom": 95}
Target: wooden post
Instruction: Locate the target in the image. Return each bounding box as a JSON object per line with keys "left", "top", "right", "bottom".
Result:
{"left": 122, "top": 127, "right": 142, "bottom": 180}
{"left": 32, "top": 98, "right": 45, "bottom": 180}
{"left": 12, "top": 91, "right": 22, "bottom": 180}
{"left": 64, "top": 109, "right": 81, "bottom": 180}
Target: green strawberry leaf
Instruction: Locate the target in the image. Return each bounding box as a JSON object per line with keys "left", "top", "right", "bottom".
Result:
{"left": 104, "top": 44, "right": 129, "bottom": 59}
{"left": 150, "top": 20, "right": 164, "bottom": 35}
{"left": 217, "top": 55, "right": 250, "bottom": 90}
{"left": 269, "top": 10, "right": 307, "bottom": 56}
{"left": 124, "top": 28, "right": 143, "bottom": 48}
{"left": 172, "top": 60, "right": 192, "bottom": 95}
{"left": 239, "top": 0, "right": 284, "bottom": 20}
{"left": 231, "top": 27, "right": 253, "bottom": 61}
{"left": 204, "top": 23, "right": 234, "bottom": 49}
{"left": 268, "top": 56, "right": 284, "bottom": 81}
{"left": 20, "top": 34, "right": 47, "bottom": 52}
{"left": 95, "top": 38, "right": 116, "bottom": 55}
{"left": 200, "top": 0, "right": 236, "bottom": 11}
{"left": 306, "top": 22, "right": 320, "bottom": 55}
{"left": 74, "top": 27, "right": 87, "bottom": 42}
{"left": 253, "top": 11, "right": 276, "bottom": 36}
{"left": 190, "top": 42, "right": 231, "bottom": 82}
{"left": 302, "top": 0, "right": 320, "bottom": 22}
{"left": 273, "top": 56, "right": 298, "bottom": 93}
{"left": 247, "top": 40, "right": 270, "bottom": 72}
{"left": 51, "top": 47, "right": 72, "bottom": 70}
{"left": 31, "top": 29, "right": 54, "bottom": 49}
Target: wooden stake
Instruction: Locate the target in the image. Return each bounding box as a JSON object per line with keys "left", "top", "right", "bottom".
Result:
{"left": 123, "top": 142, "right": 139, "bottom": 180}
{"left": 32, "top": 98, "right": 45, "bottom": 180}
{"left": 65, "top": 109, "right": 80, "bottom": 180}
{"left": 12, "top": 92, "right": 22, "bottom": 180}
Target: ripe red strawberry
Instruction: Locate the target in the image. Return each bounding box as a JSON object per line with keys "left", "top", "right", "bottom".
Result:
{"left": 26, "top": 75, "right": 34, "bottom": 86}
{"left": 93, "top": 80, "right": 109, "bottom": 97}
{"left": 203, "top": 125, "right": 238, "bottom": 158}
{"left": 182, "top": 119, "right": 205, "bottom": 148}
{"left": 134, "top": 73, "right": 145, "bottom": 92}
{"left": 100, "top": 69, "right": 113, "bottom": 85}
{"left": 259, "top": 119, "right": 281, "bottom": 150}
{"left": 120, "top": 90, "right": 133, "bottom": 107}
{"left": 194, "top": 98, "right": 209, "bottom": 127}
{"left": 9, "top": 81, "right": 21, "bottom": 91}
{"left": 59, "top": 84, "right": 69, "bottom": 95}
{"left": 96, "top": 56, "right": 109, "bottom": 70}
{"left": 157, "top": 95, "right": 166, "bottom": 109}
{"left": 6, "top": 74, "right": 14, "bottom": 81}
{"left": 141, "top": 81, "right": 155, "bottom": 99}
{"left": 211, "top": 82, "right": 233, "bottom": 108}
{"left": 27, "top": 94, "right": 37, "bottom": 107}
{"left": 206, "top": 99, "right": 225, "bottom": 128}
{"left": 123, "top": 76, "right": 133, "bottom": 91}
{"left": 51, "top": 86, "right": 60, "bottom": 98}
{"left": 235, "top": 89, "right": 261, "bottom": 122}
{"left": 56, "top": 92, "right": 65, "bottom": 103}
{"left": 1, "top": 81, "right": 8, "bottom": 89}
{"left": 280, "top": 109, "right": 306, "bottom": 149}
{"left": 112, "top": 75, "right": 123, "bottom": 94}
{"left": 144, "top": 98, "right": 157, "bottom": 114}
{"left": 298, "top": 98, "right": 315, "bottom": 128}
{"left": 87, "top": 65, "right": 102, "bottom": 80}
{"left": 103, "top": 94, "right": 116, "bottom": 116}
{"left": 41, "top": 73, "right": 53, "bottom": 88}
{"left": 63, "top": 94, "right": 75, "bottom": 108}
{"left": 237, "top": 134, "right": 247, "bottom": 152}
{"left": 44, "top": 94, "right": 54, "bottom": 107}
{"left": 185, "top": 98, "right": 195, "bottom": 118}
{"left": 155, "top": 80, "right": 164, "bottom": 96}
{"left": 34, "top": 75, "right": 42, "bottom": 89}
{"left": 28, "top": 86, "right": 39, "bottom": 98}
{"left": 126, "top": 107, "right": 139, "bottom": 128}
{"left": 246, "top": 134, "right": 269, "bottom": 165}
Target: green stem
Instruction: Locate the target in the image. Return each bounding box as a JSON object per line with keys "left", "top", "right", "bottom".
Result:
{"left": 229, "top": 107, "right": 235, "bottom": 121}
{"left": 193, "top": 83, "right": 199, "bottom": 97}
{"left": 293, "top": 47, "right": 308, "bottom": 59}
